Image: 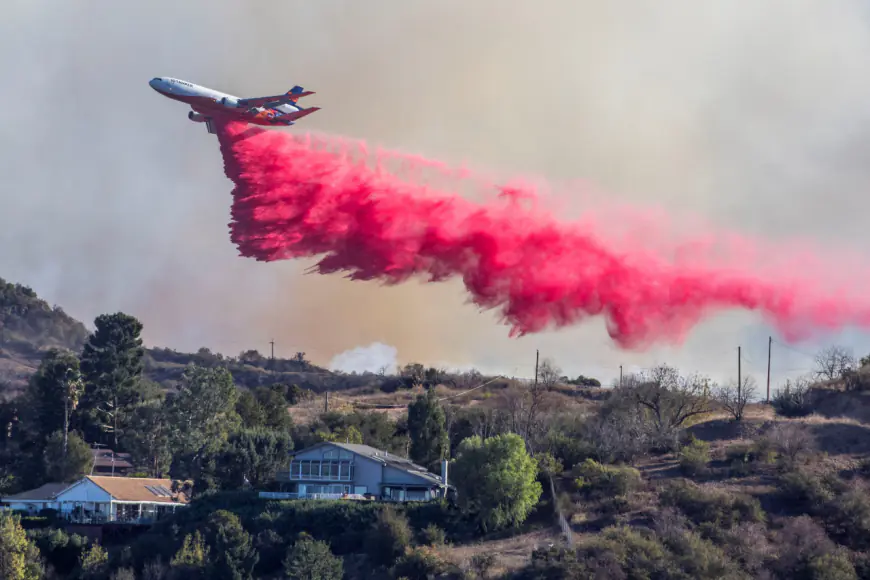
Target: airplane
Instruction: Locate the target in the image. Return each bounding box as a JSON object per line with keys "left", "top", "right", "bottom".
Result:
{"left": 149, "top": 77, "right": 320, "bottom": 134}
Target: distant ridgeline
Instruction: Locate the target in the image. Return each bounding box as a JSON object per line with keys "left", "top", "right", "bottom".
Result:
{"left": 0, "top": 276, "right": 416, "bottom": 396}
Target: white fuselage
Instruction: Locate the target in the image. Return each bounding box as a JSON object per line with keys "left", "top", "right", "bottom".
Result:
{"left": 148, "top": 77, "right": 302, "bottom": 115}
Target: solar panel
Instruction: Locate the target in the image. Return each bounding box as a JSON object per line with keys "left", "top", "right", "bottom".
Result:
{"left": 157, "top": 485, "right": 173, "bottom": 496}
{"left": 145, "top": 485, "right": 159, "bottom": 496}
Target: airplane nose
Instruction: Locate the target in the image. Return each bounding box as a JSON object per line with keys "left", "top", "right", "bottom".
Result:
{"left": 149, "top": 78, "right": 161, "bottom": 90}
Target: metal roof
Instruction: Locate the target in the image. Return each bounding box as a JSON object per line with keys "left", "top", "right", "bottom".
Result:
{"left": 292, "top": 441, "right": 446, "bottom": 486}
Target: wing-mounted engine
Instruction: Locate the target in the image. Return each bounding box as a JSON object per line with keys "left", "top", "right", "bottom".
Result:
{"left": 219, "top": 96, "right": 241, "bottom": 108}
{"left": 188, "top": 111, "right": 208, "bottom": 123}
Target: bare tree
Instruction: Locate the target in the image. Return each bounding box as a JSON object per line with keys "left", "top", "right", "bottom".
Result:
{"left": 524, "top": 358, "right": 561, "bottom": 451}
{"left": 537, "top": 358, "right": 561, "bottom": 390}
{"left": 716, "top": 376, "right": 759, "bottom": 422}
{"left": 814, "top": 345, "right": 856, "bottom": 382}
{"left": 618, "top": 364, "right": 713, "bottom": 449}
{"left": 629, "top": 364, "right": 712, "bottom": 430}
{"left": 763, "top": 422, "right": 815, "bottom": 465}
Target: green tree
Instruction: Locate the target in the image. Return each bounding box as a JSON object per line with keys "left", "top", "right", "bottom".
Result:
{"left": 235, "top": 390, "right": 265, "bottom": 428}
{"left": 169, "top": 530, "right": 210, "bottom": 580}
{"left": 316, "top": 425, "right": 363, "bottom": 445}
{"left": 203, "top": 510, "right": 258, "bottom": 580}
{"left": 43, "top": 430, "right": 92, "bottom": 482}
{"left": 451, "top": 433, "right": 543, "bottom": 532}
{"left": 78, "top": 313, "right": 145, "bottom": 449}
{"left": 254, "top": 386, "right": 293, "bottom": 431}
{"left": 283, "top": 534, "right": 343, "bottom": 580}
{"left": 407, "top": 389, "right": 449, "bottom": 472}
{"left": 18, "top": 349, "right": 82, "bottom": 446}
{"left": 202, "top": 427, "right": 293, "bottom": 490}
{"left": 78, "top": 543, "right": 108, "bottom": 579}
{"left": 0, "top": 512, "right": 43, "bottom": 580}
{"left": 235, "top": 386, "right": 292, "bottom": 431}
{"left": 123, "top": 400, "right": 172, "bottom": 477}
{"left": 167, "top": 365, "right": 240, "bottom": 480}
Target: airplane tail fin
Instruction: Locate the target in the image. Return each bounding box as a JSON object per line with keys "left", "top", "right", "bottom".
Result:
{"left": 285, "top": 85, "right": 315, "bottom": 103}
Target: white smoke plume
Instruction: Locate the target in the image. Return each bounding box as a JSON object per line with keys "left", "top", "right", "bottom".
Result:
{"left": 329, "top": 343, "right": 399, "bottom": 375}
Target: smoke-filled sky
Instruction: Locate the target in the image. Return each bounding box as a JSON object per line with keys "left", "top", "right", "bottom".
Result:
{"left": 4, "top": 1, "right": 870, "bottom": 387}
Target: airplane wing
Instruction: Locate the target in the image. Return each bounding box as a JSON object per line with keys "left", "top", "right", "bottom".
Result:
{"left": 238, "top": 86, "right": 315, "bottom": 108}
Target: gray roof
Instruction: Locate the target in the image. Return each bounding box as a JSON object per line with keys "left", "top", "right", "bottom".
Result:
{"left": 5, "top": 483, "right": 71, "bottom": 501}
{"left": 294, "top": 441, "right": 446, "bottom": 487}
{"left": 90, "top": 448, "right": 134, "bottom": 469}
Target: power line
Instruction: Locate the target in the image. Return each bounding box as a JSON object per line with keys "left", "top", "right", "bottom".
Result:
{"left": 771, "top": 338, "right": 818, "bottom": 360}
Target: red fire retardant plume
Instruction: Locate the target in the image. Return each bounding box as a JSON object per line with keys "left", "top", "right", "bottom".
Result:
{"left": 217, "top": 120, "right": 870, "bottom": 349}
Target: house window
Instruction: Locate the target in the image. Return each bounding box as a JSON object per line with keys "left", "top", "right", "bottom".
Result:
{"left": 289, "top": 459, "right": 354, "bottom": 481}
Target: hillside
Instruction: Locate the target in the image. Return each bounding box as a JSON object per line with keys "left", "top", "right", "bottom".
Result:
{"left": 0, "top": 278, "right": 90, "bottom": 396}
{"left": 0, "top": 276, "right": 387, "bottom": 397}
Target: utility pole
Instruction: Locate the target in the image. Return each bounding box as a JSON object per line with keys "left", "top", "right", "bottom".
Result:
{"left": 534, "top": 349, "right": 539, "bottom": 388}
{"left": 738, "top": 346, "right": 742, "bottom": 415}
{"left": 324, "top": 392, "right": 329, "bottom": 413}
{"left": 63, "top": 380, "right": 69, "bottom": 459}
{"left": 619, "top": 365, "right": 623, "bottom": 388}
{"left": 270, "top": 339, "right": 275, "bottom": 360}
{"left": 766, "top": 336, "right": 772, "bottom": 404}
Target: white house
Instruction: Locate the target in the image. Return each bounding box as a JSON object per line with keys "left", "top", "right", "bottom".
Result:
{"left": 3, "top": 476, "right": 190, "bottom": 525}
{"left": 3, "top": 483, "right": 72, "bottom": 513}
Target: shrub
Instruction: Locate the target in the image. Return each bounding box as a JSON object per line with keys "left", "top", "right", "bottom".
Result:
{"left": 678, "top": 436, "right": 710, "bottom": 477}
{"left": 420, "top": 523, "right": 446, "bottom": 547}
{"left": 392, "top": 546, "right": 455, "bottom": 579}
{"left": 467, "top": 553, "right": 497, "bottom": 579}
{"left": 535, "top": 452, "right": 563, "bottom": 477}
{"left": 659, "top": 480, "right": 765, "bottom": 529}
{"left": 824, "top": 490, "right": 870, "bottom": 550}
{"left": 111, "top": 568, "right": 136, "bottom": 580}
{"left": 573, "top": 459, "right": 642, "bottom": 498}
{"left": 807, "top": 551, "right": 858, "bottom": 580}
{"left": 28, "top": 527, "right": 89, "bottom": 576}
{"left": 718, "top": 522, "right": 772, "bottom": 575}
{"left": 364, "top": 506, "right": 412, "bottom": 568}
{"left": 772, "top": 516, "right": 857, "bottom": 580}
{"left": 283, "top": 534, "right": 343, "bottom": 580}
{"left": 772, "top": 380, "right": 813, "bottom": 417}
{"left": 659, "top": 528, "right": 746, "bottom": 580}
{"left": 761, "top": 422, "right": 816, "bottom": 467}
{"left": 777, "top": 469, "right": 837, "bottom": 515}
{"left": 547, "top": 432, "right": 596, "bottom": 471}
{"left": 520, "top": 525, "right": 744, "bottom": 580}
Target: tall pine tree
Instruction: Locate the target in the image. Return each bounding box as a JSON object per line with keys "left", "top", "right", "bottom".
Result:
{"left": 407, "top": 388, "right": 449, "bottom": 473}
{"left": 78, "top": 312, "right": 145, "bottom": 449}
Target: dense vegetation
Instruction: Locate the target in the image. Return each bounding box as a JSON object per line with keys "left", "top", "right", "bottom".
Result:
{"left": 3, "top": 279, "right": 870, "bottom": 579}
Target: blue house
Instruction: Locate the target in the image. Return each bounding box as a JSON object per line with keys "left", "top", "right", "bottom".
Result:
{"left": 274, "top": 441, "right": 449, "bottom": 501}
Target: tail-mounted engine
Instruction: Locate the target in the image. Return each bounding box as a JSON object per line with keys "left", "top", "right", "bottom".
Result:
{"left": 220, "top": 96, "right": 241, "bottom": 108}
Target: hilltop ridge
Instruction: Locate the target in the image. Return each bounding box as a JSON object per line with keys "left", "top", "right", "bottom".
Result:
{"left": 0, "top": 276, "right": 382, "bottom": 396}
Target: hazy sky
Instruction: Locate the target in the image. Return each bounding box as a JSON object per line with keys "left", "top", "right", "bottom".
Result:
{"left": 4, "top": 1, "right": 870, "bottom": 389}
